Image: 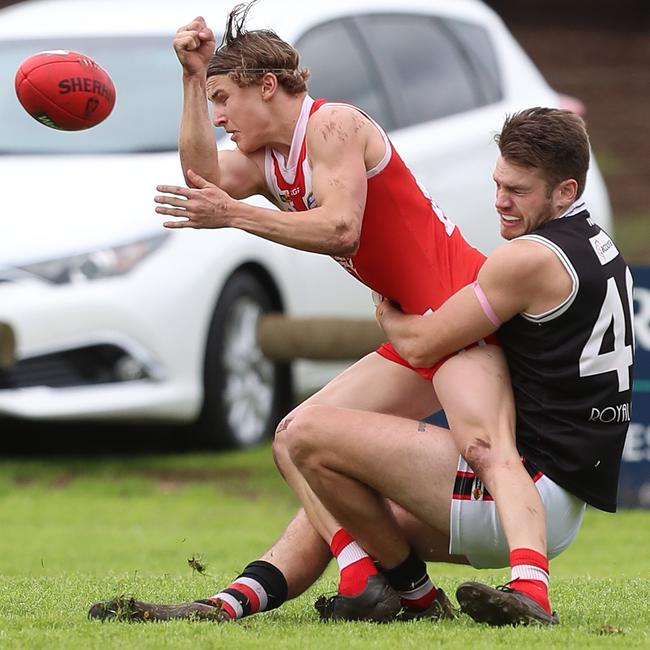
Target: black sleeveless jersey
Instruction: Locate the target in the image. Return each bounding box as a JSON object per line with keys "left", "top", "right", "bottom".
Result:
{"left": 499, "top": 210, "right": 635, "bottom": 512}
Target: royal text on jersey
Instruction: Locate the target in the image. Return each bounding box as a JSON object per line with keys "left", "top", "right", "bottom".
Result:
{"left": 589, "top": 402, "right": 632, "bottom": 424}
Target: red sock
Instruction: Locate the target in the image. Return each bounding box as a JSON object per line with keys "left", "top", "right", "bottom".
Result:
{"left": 208, "top": 575, "right": 269, "bottom": 620}
{"left": 399, "top": 575, "right": 437, "bottom": 610}
{"left": 509, "top": 548, "right": 551, "bottom": 615}
{"left": 330, "top": 529, "right": 378, "bottom": 597}
{"left": 381, "top": 547, "right": 438, "bottom": 611}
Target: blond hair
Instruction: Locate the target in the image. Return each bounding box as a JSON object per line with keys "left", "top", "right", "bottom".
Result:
{"left": 207, "top": 2, "right": 310, "bottom": 94}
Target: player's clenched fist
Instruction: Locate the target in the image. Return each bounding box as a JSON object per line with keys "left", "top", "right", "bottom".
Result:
{"left": 173, "top": 16, "right": 215, "bottom": 75}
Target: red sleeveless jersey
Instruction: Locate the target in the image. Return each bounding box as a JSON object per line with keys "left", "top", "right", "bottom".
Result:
{"left": 264, "top": 97, "right": 486, "bottom": 318}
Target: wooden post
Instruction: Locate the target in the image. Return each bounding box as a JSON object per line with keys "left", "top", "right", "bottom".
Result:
{"left": 0, "top": 322, "right": 16, "bottom": 369}
{"left": 258, "top": 314, "right": 386, "bottom": 361}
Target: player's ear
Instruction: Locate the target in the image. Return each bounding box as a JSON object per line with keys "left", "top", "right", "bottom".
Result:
{"left": 555, "top": 178, "right": 578, "bottom": 209}
{"left": 260, "top": 72, "right": 278, "bottom": 101}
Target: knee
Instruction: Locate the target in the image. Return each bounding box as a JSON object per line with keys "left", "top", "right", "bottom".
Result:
{"left": 272, "top": 405, "right": 325, "bottom": 473}
{"left": 462, "top": 436, "right": 496, "bottom": 479}
{"left": 462, "top": 435, "right": 519, "bottom": 483}
{"left": 272, "top": 414, "right": 293, "bottom": 475}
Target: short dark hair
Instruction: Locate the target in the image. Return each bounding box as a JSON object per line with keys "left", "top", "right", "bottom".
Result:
{"left": 207, "top": 1, "right": 310, "bottom": 94}
{"left": 496, "top": 107, "right": 590, "bottom": 198}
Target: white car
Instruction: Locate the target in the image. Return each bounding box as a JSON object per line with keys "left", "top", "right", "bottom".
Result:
{"left": 0, "top": 0, "right": 613, "bottom": 447}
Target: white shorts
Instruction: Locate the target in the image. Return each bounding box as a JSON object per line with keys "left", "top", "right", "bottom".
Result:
{"left": 449, "top": 456, "right": 586, "bottom": 569}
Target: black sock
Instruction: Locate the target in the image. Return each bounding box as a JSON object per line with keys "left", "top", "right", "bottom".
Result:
{"left": 204, "top": 560, "right": 289, "bottom": 618}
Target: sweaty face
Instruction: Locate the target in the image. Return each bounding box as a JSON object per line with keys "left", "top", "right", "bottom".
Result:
{"left": 206, "top": 75, "right": 269, "bottom": 154}
{"left": 493, "top": 155, "right": 563, "bottom": 240}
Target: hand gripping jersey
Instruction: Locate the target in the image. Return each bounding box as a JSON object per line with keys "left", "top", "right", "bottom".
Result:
{"left": 263, "top": 96, "right": 486, "bottom": 375}
{"left": 499, "top": 210, "right": 635, "bottom": 512}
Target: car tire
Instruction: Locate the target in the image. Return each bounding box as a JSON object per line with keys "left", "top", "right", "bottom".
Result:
{"left": 197, "top": 270, "right": 292, "bottom": 449}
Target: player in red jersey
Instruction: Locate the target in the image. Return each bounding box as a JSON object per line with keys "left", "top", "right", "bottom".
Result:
{"left": 89, "top": 3, "right": 547, "bottom": 623}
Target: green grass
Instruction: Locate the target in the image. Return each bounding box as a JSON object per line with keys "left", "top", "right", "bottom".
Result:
{"left": 0, "top": 444, "right": 649, "bottom": 649}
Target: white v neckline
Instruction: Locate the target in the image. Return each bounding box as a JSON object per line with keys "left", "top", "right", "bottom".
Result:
{"left": 272, "top": 95, "right": 314, "bottom": 177}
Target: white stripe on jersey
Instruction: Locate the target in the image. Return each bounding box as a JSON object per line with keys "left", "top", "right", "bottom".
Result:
{"left": 517, "top": 234, "right": 580, "bottom": 322}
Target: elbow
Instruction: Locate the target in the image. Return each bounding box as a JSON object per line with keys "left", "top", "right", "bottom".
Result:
{"left": 336, "top": 231, "right": 361, "bottom": 257}
{"left": 337, "top": 235, "right": 360, "bottom": 257}
{"left": 333, "top": 218, "right": 360, "bottom": 257}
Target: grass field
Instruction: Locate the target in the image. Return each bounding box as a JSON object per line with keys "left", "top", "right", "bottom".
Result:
{"left": 1, "top": 443, "right": 649, "bottom": 649}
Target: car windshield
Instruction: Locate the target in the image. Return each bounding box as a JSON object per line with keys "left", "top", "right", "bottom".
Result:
{"left": 0, "top": 35, "right": 220, "bottom": 154}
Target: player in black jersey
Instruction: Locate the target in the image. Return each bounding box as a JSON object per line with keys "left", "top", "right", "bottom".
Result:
{"left": 278, "top": 108, "right": 634, "bottom": 626}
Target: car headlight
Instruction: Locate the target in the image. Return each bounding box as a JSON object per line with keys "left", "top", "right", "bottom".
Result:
{"left": 17, "top": 233, "right": 169, "bottom": 285}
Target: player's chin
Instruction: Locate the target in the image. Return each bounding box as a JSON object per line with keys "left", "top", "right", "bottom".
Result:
{"left": 235, "top": 136, "right": 262, "bottom": 155}
{"left": 235, "top": 141, "right": 253, "bottom": 154}
{"left": 499, "top": 220, "right": 525, "bottom": 240}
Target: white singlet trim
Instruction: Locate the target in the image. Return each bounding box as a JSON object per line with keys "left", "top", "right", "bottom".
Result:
{"left": 321, "top": 102, "right": 392, "bottom": 178}
{"left": 269, "top": 95, "right": 315, "bottom": 183}
{"left": 517, "top": 234, "right": 580, "bottom": 322}
{"left": 264, "top": 96, "right": 391, "bottom": 185}
{"left": 558, "top": 199, "right": 586, "bottom": 219}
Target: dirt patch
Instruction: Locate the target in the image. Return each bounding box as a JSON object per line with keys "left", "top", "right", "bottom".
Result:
{"left": 49, "top": 472, "right": 75, "bottom": 489}
{"left": 10, "top": 466, "right": 269, "bottom": 501}
{"left": 142, "top": 467, "right": 262, "bottom": 499}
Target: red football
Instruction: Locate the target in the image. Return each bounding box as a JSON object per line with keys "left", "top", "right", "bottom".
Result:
{"left": 15, "top": 50, "right": 116, "bottom": 131}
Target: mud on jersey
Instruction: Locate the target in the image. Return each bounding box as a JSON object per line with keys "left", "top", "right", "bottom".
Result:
{"left": 263, "top": 95, "right": 485, "bottom": 317}
{"left": 500, "top": 210, "right": 635, "bottom": 512}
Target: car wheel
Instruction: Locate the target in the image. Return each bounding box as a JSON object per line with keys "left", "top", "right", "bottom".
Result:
{"left": 198, "top": 270, "right": 292, "bottom": 448}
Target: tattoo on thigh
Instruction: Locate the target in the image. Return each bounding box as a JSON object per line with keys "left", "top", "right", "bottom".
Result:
{"left": 418, "top": 420, "right": 427, "bottom": 432}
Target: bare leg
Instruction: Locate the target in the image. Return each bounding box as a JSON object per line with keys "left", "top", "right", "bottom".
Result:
{"left": 228, "top": 352, "right": 440, "bottom": 601}
{"left": 259, "top": 508, "right": 331, "bottom": 599}
{"left": 390, "top": 502, "right": 469, "bottom": 565}
{"left": 273, "top": 353, "right": 440, "bottom": 563}
{"left": 434, "top": 345, "right": 547, "bottom": 555}
{"left": 285, "top": 406, "right": 460, "bottom": 568}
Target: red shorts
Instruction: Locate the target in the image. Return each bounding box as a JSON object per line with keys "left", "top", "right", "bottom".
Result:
{"left": 376, "top": 334, "right": 500, "bottom": 381}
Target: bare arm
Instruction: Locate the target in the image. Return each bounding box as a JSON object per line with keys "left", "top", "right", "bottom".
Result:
{"left": 155, "top": 106, "right": 369, "bottom": 256}
{"left": 377, "top": 239, "right": 573, "bottom": 367}
{"left": 174, "top": 17, "right": 265, "bottom": 198}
